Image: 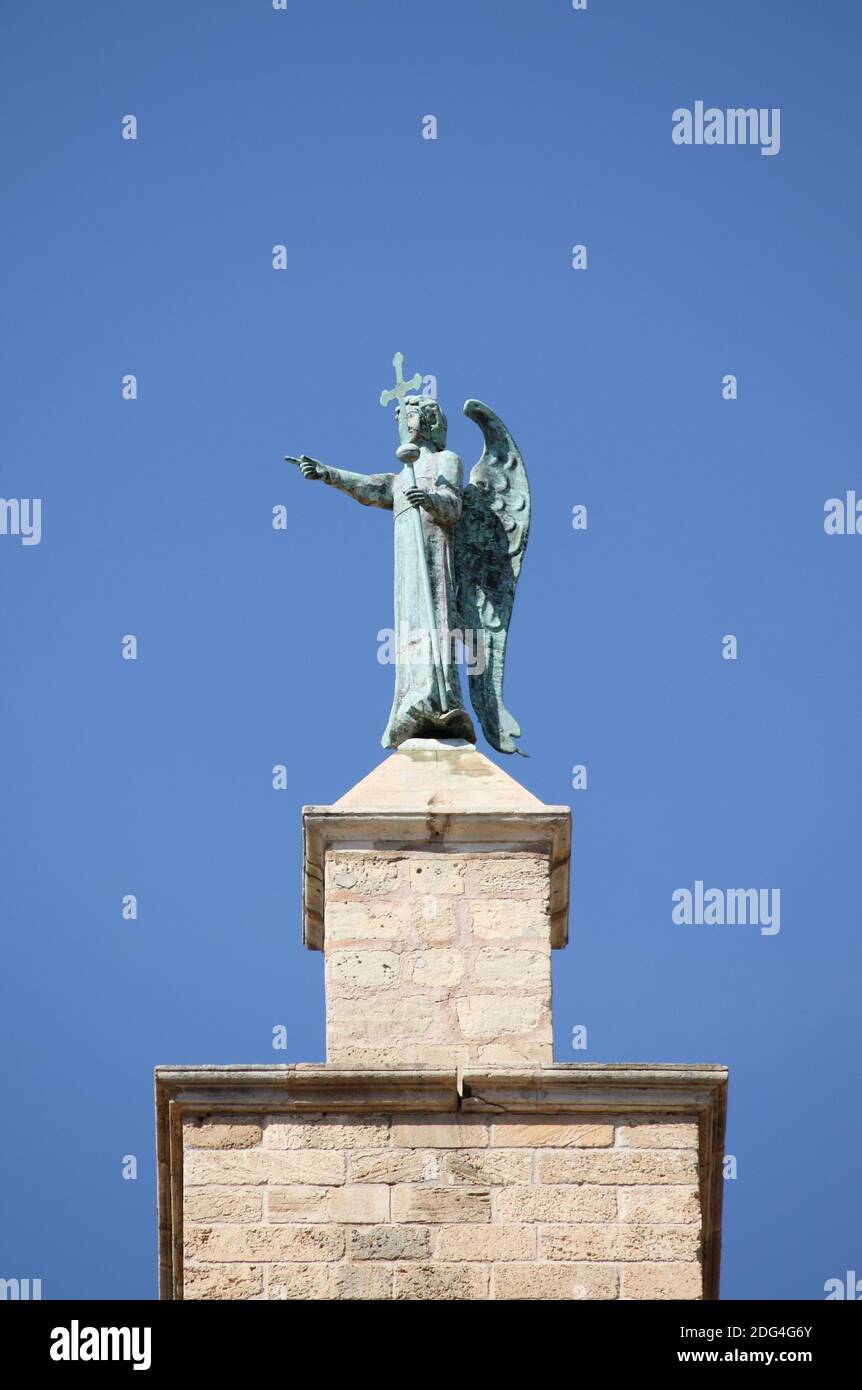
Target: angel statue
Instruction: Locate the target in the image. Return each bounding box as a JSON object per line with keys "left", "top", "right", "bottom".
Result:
{"left": 285, "top": 353, "right": 530, "bottom": 754}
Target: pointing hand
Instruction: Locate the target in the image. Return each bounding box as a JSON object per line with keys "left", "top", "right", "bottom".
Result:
{"left": 285, "top": 454, "right": 326, "bottom": 480}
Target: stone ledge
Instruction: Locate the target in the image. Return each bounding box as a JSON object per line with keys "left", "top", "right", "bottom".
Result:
{"left": 155, "top": 1065, "right": 458, "bottom": 1114}
{"left": 461, "top": 1064, "right": 728, "bottom": 1113}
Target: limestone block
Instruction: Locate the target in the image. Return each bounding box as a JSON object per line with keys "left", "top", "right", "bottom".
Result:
{"left": 185, "top": 1224, "right": 345, "bottom": 1263}
{"left": 391, "top": 1186, "right": 491, "bottom": 1224}
{"left": 438, "top": 1151, "right": 533, "bottom": 1186}
{"left": 268, "top": 1264, "right": 333, "bottom": 1300}
{"left": 184, "top": 1188, "right": 262, "bottom": 1223}
{"left": 411, "top": 894, "right": 460, "bottom": 942}
{"left": 467, "top": 898, "right": 550, "bottom": 940}
{"left": 333, "top": 1264, "right": 393, "bottom": 1300}
{"left": 475, "top": 1041, "right": 553, "bottom": 1064}
{"left": 434, "top": 1225, "right": 535, "bottom": 1262}
{"left": 326, "top": 950, "right": 400, "bottom": 989}
{"left": 494, "top": 1263, "right": 617, "bottom": 1301}
{"left": 537, "top": 1149, "right": 698, "bottom": 1185}
{"left": 393, "top": 1263, "right": 489, "bottom": 1301}
{"left": 491, "top": 1119, "right": 614, "bottom": 1149}
{"left": 349, "top": 1225, "right": 432, "bottom": 1261}
{"left": 455, "top": 995, "right": 547, "bottom": 1038}
{"left": 617, "top": 1118, "right": 699, "bottom": 1148}
{"left": 326, "top": 899, "right": 409, "bottom": 943}
{"left": 326, "top": 854, "right": 402, "bottom": 896}
{"left": 409, "top": 949, "right": 465, "bottom": 988}
{"left": 621, "top": 1262, "right": 703, "bottom": 1300}
{"left": 183, "top": 1119, "right": 262, "bottom": 1150}
{"left": 263, "top": 1116, "right": 389, "bottom": 1151}
{"left": 326, "top": 1042, "right": 472, "bottom": 1068}
{"left": 266, "top": 1185, "right": 389, "bottom": 1224}
{"left": 496, "top": 1185, "right": 617, "bottom": 1224}
{"left": 348, "top": 1151, "right": 431, "bottom": 1184}
{"left": 468, "top": 855, "right": 549, "bottom": 898}
{"left": 472, "top": 947, "right": 548, "bottom": 989}
{"left": 184, "top": 1149, "right": 345, "bottom": 1187}
{"left": 183, "top": 1265, "right": 263, "bottom": 1300}
{"left": 618, "top": 1185, "right": 701, "bottom": 1224}
{"left": 409, "top": 859, "right": 466, "bottom": 895}
{"left": 327, "top": 994, "right": 447, "bottom": 1045}
{"left": 391, "top": 1117, "right": 489, "bottom": 1149}
{"left": 540, "top": 1223, "right": 701, "bottom": 1261}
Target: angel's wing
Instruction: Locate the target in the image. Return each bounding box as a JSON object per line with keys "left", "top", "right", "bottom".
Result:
{"left": 454, "top": 400, "right": 531, "bottom": 754}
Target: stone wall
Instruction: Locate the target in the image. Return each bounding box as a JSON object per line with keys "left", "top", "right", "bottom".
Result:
{"left": 324, "top": 847, "right": 553, "bottom": 1068}
{"left": 181, "top": 1108, "right": 704, "bottom": 1301}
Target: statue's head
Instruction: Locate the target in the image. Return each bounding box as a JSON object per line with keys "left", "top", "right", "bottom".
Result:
{"left": 398, "top": 395, "right": 448, "bottom": 450}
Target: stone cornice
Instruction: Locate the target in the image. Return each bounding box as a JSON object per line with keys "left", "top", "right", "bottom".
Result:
{"left": 156, "top": 1064, "right": 458, "bottom": 1113}
{"left": 301, "top": 806, "right": 572, "bottom": 951}
{"left": 460, "top": 1064, "right": 728, "bottom": 1113}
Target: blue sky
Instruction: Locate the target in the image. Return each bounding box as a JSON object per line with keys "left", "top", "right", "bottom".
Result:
{"left": 1, "top": 0, "right": 860, "bottom": 1300}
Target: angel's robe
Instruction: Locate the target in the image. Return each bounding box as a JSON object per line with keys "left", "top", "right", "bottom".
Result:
{"left": 319, "top": 447, "right": 476, "bottom": 748}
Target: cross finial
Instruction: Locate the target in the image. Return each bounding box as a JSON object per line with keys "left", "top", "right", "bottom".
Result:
{"left": 379, "top": 351, "right": 422, "bottom": 410}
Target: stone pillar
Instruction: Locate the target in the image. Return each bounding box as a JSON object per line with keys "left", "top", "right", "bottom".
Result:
{"left": 301, "top": 739, "right": 570, "bottom": 1068}
{"left": 156, "top": 740, "right": 728, "bottom": 1301}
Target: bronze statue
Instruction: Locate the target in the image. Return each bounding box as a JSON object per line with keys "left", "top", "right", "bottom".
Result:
{"left": 286, "top": 353, "right": 530, "bottom": 754}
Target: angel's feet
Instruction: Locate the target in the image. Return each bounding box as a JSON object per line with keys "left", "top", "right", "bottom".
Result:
{"left": 383, "top": 701, "right": 477, "bottom": 748}
{"left": 427, "top": 707, "right": 477, "bottom": 743}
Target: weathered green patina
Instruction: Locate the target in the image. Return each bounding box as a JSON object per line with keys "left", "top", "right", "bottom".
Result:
{"left": 286, "top": 355, "right": 530, "bottom": 754}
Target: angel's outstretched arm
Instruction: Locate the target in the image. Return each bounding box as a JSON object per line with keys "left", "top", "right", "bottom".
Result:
{"left": 322, "top": 466, "right": 394, "bottom": 509}
{"left": 286, "top": 455, "right": 393, "bottom": 509}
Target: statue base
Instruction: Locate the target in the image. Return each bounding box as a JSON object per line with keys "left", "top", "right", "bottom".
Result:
{"left": 303, "top": 738, "right": 568, "bottom": 1067}
{"left": 155, "top": 743, "right": 728, "bottom": 1300}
